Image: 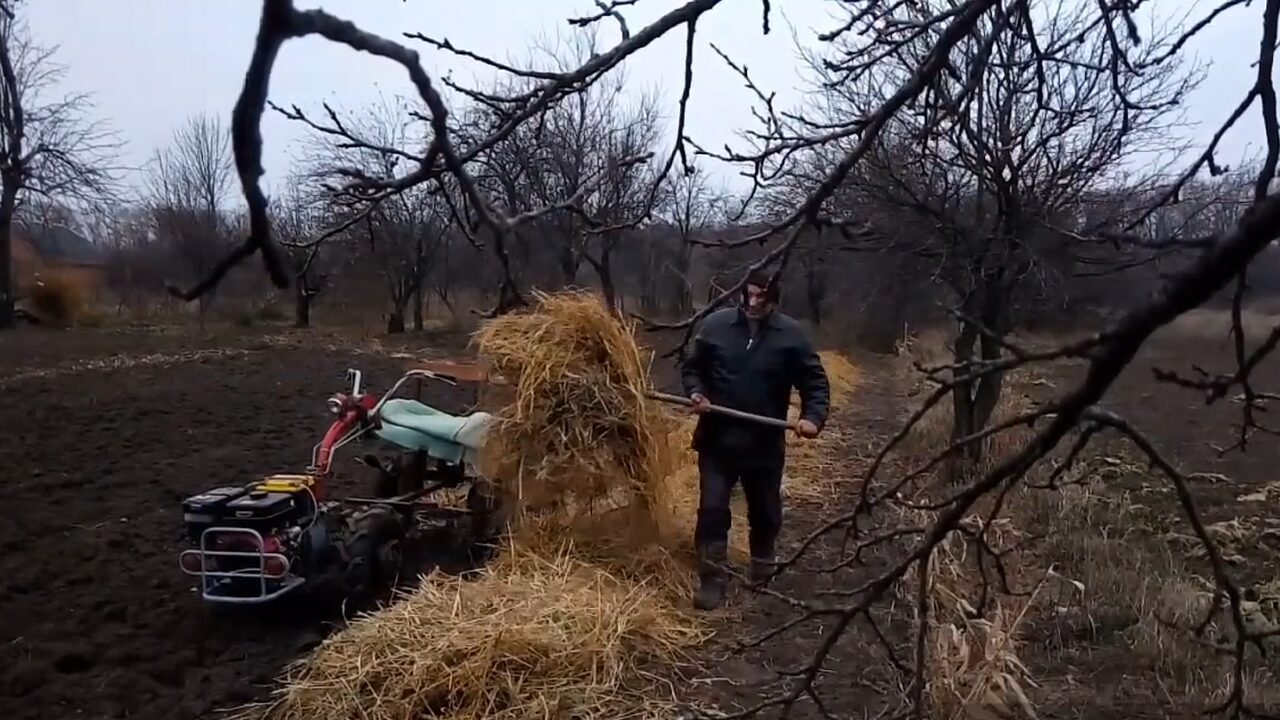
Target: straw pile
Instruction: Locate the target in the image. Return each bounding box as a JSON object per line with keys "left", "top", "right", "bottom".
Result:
{"left": 784, "top": 352, "right": 860, "bottom": 498}
{"left": 251, "top": 544, "right": 709, "bottom": 720}
{"left": 472, "top": 291, "right": 680, "bottom": 547}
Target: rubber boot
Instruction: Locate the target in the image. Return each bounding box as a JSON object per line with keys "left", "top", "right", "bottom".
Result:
{"left": 749, "top": 533, "right": 777, "bottom": 585}
{"left": 749, "top": 555, "right": 775, "bottom": 585}
{"left": 693, "top": 542, "right": 729, "bottom": 611}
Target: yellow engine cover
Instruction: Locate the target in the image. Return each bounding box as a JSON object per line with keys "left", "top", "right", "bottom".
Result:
{"left": 255, "top": 474, "right": 317, "bottom": 494}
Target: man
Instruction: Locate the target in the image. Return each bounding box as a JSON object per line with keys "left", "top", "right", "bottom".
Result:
{"left": 679, "top": 268, "right": 830, "bottom": 610}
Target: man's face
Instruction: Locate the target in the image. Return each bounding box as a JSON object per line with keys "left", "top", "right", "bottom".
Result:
{"left": 743, "top": 282, "right": 774, "bottom": 320}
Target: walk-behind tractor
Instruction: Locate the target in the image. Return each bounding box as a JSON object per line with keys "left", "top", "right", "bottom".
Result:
{"left": 177, "top": 365, "right": 507, "bottom": 609}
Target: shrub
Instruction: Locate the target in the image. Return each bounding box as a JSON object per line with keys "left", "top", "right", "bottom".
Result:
{"left": 26, "top": 273, "right": 86, "bottom": 326}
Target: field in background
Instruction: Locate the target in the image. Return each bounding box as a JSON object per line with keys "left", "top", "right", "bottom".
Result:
{"left": 895, "top": 309, "right": 1280, "bottom": 718}
{"left": 2, "top": 307, "right": 1280, "bottom": 718}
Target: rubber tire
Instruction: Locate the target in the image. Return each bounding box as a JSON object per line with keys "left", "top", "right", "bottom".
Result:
{"left": 342, "top": 506, "right": 406, "bottom": 613}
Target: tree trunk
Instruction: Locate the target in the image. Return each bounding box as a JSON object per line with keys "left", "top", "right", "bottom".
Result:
{"left": 387, "top": 288, "right": 407, "bottom": 334}
{"left": 413, "top": 235, "right": 425, "bottom": 331}
{"left": 971, "top": 280, "right": 1010, "bottom": 433}
{"left": 947, "top": 258, "right": 1015, "bottom": 484}
{"left": 597, "top": 249, "right": 617, "bottom": 311}
{"left": 948, "top": 308, "right": 981, "bottom": 484}
{"left": 805, "top": 263, "right": 825, "bottom": 326}
{"left": 0, "top": 184, "right": 14, "bottom": 329}
{"left": 640, "top": 282, "right": 657, "bottom": 315}
{"left": 386, "top": 310, "right": 406, "bottom": 334}
{"left": 671, "top": 241, "right": 693, "bottom": 315}
{"left": 558, "top": 245, "right": 579, "bottom": 288}
{"left": 637, "top": 253, "right": 658, "bottom": 315}
{"left": 294, "top": 289, "right": 312, "bottom": 328}
{"left": 434, "top": 285, "right": 454, "bottom": 314}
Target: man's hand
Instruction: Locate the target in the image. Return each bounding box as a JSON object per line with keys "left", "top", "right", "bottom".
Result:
{"left": 795, "top": 419, "right": 820, "bottom": 438}
{"left": 690, "top": 393, "right": 711, "bottom": 414}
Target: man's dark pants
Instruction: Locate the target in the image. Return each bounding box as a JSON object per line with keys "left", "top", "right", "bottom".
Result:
{"left": 694, "top": 450, "right": 784, "bottom": 563}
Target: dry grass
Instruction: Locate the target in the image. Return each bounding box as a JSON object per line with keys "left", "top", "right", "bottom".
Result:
{"left": 784, "top": 352, "right": 861, "bottom": 498}
{"left": 891, "top": 333, "right": 1059, "bottom": 719}
{"left": 24, "top": 272, "right": 87, "bottom": 326}
{"left": 244, "top": 543, "right": 711, "bottom": 720}
{"left": 1016, "top": 480, "right": 1238, "bottom": 709}
{"left": 1014, "top": 477, "right": 1280, "bottom": 713}
{"left": 472, "top": 290, "right": 679, "bottom": 548}
{"left": 919, "top": 521, "right": 1044, "bottom": 720}
{"left": 890, "top": 322, "right": 1280, "bottom": 716}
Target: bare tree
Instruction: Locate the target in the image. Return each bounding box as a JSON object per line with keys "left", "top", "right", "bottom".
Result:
{"left": 463, "top": 33, "right": 660, "bottom": 308}
{"left": 148, "top": 113, "right": 235, "bottom": 326}
{"left": 576, "top": 101, "right": 662, "bottom": 310}
{"left": 364, "top": 193, "right": 450, "bottom": 333}
{"left": 99, "top": 205, "right": 164, "bottom": 316}
{"left": 284, "top": 94, "right": 453, "bottom": 333}
{"left": 656, "top": 163, "right": 721, "bottom": 314}
{"left": 0, "top": 0, "right": 121, "bottom": 327}
{"left": 271, "top": 181, "right": 330, "bottom": 328}
{"left": 771, "top": 0, "right": 1194, "bottom": 479}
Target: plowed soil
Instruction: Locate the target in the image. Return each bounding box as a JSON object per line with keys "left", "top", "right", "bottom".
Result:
{"left": 0, "top": 327, "right": 476, "bottom": 720}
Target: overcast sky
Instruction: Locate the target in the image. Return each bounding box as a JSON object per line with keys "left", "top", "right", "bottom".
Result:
{"left": 24, "top": 0, "right": 1269, "bottom": 200}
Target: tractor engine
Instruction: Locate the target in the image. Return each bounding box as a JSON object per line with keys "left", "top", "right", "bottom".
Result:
{"left": 178, "top": 475, "right": 331, "bottom": 603}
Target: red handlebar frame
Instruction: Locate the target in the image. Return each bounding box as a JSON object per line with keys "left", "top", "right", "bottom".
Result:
{"left": 311, "top": 392, "right": 379, "bottom": 498}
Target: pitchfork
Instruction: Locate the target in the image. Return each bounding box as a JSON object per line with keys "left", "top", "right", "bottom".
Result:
{"left": 645, "top": 391, "right": 796, "bottom": 430}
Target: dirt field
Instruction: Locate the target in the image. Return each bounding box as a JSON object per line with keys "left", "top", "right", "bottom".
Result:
{"left": 0, "top": 326, "right": 479, "bottom": 720}
{"left": 3, "top": 315, "right": 1279, "bottom": 719}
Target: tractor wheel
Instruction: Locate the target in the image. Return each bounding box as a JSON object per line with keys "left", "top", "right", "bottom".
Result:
{"left": 342, "top": 505, "right": 406, "bottom": 612}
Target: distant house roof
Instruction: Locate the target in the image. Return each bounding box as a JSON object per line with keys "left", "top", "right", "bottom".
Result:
{"left": 18, "top": 222, "right": 105, "bottom": 267}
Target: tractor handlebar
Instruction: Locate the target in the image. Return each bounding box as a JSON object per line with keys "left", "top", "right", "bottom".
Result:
{"left": 312, "top": 368, "right": 459, "bottom": 481}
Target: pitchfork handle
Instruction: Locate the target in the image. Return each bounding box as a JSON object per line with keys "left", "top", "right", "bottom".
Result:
{"left": 646, "top": 391, "right": 796, "bottom": 430}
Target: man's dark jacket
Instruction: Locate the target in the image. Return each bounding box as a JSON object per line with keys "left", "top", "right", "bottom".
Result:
{"left": 679, "top": 307, "right": 830, "bottom": 466}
